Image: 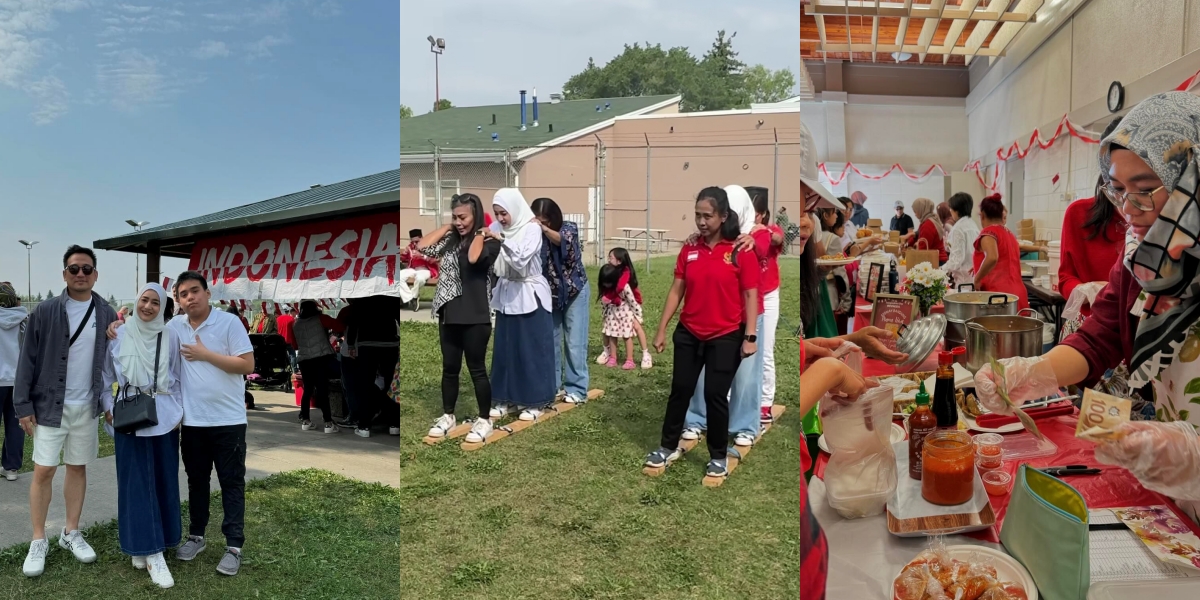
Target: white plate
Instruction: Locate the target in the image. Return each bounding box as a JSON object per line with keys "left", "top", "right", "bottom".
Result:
{"left": 893, "top": 545, "right": 1038, "bottom": 600}
{"left": 816, "top": 257, "right": 857, "bottom": 266}
{"left": 819, "top": 422, "right": 905, "bottom": 454}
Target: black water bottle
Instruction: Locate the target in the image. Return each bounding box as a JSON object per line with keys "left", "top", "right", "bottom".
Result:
{"left": 888, "top": 262, "right": 899, "bottom": 294}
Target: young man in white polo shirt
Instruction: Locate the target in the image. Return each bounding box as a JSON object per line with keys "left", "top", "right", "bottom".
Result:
{"left": 167, "top": 271, "right": 254, "bottom": 576}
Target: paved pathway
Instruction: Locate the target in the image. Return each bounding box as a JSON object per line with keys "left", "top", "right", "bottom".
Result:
{"left": 0, "top": 391, "right": 398, "bottom": 550}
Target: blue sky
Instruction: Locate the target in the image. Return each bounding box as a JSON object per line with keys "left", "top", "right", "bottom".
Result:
{"left": 0, "top": 0, "right": 398, "bottom": 301}
{"left": 400, "top": 0, "right": 800, "bottom": 110}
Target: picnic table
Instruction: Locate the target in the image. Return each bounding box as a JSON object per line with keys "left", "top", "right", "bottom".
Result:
{"left": 613, "top": 227, "right": 670, "bottom": 252}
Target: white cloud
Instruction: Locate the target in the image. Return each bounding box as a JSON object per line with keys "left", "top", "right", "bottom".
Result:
{"left": 205, "top": 0, "right": 288, "bottom": 25}
{"left": 96, "top": 49, "right": 186, "bottom": 110}
{"left": 246, "top": 34, "right": 288, "bottom": 60}
{"left": 25, "top": 74, "right": 68, "bottom": 124}
{"left": 192, "top": 39, "right": 229, "bottom": 59}
{"left": 116, "top": 4, "right": 153, "bottom": 13}
{"left": 311, "top": 0, "right": 341, "bottom": 18}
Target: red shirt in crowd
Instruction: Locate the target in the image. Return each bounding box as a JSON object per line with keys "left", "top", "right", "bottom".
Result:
{"left": 400, "top": 242, "right": 439, "bottom": 279}
{"left": 914, "top": 218, "right": 949, "bottom": 264}
{"left": 973, "top": 225, "right": 1030, "bottom": 310}
{"left": 799, "top": 341, "right": 828, "bottom": 600}
{"left": 1058, "top": 196, "right": 1126, "bottom": 307}
{"left": 674, "top": 239, "right": 759, "bottom": 340}
{"left": 759, "top": 224, "right": 784, "bottom": 296}
{"left": 276, "top": 314, "right": 295, "bottom": 346}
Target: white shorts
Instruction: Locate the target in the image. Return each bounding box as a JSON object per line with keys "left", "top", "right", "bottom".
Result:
{"left": 32, "top": 403, "right": 99, "bottom": 467}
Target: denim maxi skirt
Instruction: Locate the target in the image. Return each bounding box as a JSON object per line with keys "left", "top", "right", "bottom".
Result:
{"left": 492, "top": 303, "right": 557, "bottom": 409}
{"left": 115, "top": 429, "right": 182, "bottom": 556}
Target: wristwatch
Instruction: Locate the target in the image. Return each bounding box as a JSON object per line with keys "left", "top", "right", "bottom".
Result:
{"left": 744, "top": 334, "right": 757, "bottom": 343}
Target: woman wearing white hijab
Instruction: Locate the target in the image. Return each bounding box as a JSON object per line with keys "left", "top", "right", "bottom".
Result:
{"left": 100, "top": 283, "right": 183, "bottom": 589}
{"left": 464, "top": 188, "right": 556, "bottom": 443}
{"left": 680, "top": 185, "right": 771, "bottom": 448}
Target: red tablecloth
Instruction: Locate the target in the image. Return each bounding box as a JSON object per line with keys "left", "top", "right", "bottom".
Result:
{"left": 813, "top": 415, "right": 1200, "bottom": 542}
{"left": 854, "top": 302, "right": 944, "bottom": 332}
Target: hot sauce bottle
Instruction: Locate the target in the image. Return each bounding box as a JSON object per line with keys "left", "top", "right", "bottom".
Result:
{"left": 932, "top": 351, "right": 959, "bottom": 430}
{"left": 908, "top": 382, "right": 937, "bottom": 480}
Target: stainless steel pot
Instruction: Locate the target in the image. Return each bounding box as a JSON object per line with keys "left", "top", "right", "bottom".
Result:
{"left": 964, "top": 309, "right": 1045, "bottom": 373}
{"left": 943, "top": 292, "right": 1019, "bottom": 323}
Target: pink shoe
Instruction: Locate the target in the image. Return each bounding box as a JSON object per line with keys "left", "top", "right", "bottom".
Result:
{"left": 606, "top": 355, "right": 617, "bottom": 368}
{"left": 622, "top": 359, "right": 635, "bottom": 370}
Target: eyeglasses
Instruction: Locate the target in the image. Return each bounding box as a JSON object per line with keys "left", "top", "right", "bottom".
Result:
{"left": 1102, "top": 182, "right": 1165, "bottom": 212}
{"left": 65, "top": 264, "right": 95, "bottom": 276}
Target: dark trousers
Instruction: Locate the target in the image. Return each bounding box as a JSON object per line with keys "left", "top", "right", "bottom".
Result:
{"left": 356, "top": 346, "right": 399, "bottom": 430}
{"left": 298, "top": 356, "right": 333, "bottom": 422}
{"left": 115, "top": 429, "right": 181, "bottom": 556}
{"left": 659, "top": 325, "right": 745, "bottom": 461}
{"left": 439, "top": 323, "right": 492, "bottom": 416}
{"left": 0, "top": 386, "right": 23, "bottom": 471}
{"left": 340, "top": 355, "right": 357, "bottom": 422}
{"left": 181, "top": 424, "right": 246, "bottom": 548}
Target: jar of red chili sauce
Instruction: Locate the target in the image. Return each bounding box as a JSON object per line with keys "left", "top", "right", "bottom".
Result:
{"left": 921, "top": 430, "right": 975, "bottom": 506}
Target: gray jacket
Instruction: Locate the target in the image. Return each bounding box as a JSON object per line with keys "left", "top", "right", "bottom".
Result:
{"left": 12, "top": 290, "right": 117, "bottom": 428}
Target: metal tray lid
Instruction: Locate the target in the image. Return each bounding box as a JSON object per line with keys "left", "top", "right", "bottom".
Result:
{"left": 894, "top": 313, "right": 947, "bottom": 373}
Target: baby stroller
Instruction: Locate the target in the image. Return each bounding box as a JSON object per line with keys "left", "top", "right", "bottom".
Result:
{"left": 248, "top": 333, "right": 294, "bottom": 392}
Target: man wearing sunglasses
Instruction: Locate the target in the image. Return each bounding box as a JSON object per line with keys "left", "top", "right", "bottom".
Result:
{"left": 12, "top": 245, "right": 117, "bottom": 577}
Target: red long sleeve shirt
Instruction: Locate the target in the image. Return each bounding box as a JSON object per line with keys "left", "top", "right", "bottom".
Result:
{"left": 1060, "top": 259, "right": 1138, "bottom": 387}
{"left": 1058, "top": 197, "right": 1125, "bottom": 302}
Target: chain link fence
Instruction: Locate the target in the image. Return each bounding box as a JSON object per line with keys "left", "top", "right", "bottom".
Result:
{"left": 401, "top": 137, "right": 802, "bottom": 271}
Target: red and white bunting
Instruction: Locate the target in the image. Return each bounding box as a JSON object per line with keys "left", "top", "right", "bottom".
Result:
{"left": 818, "top": 162, "right": 948, "bottom": 186}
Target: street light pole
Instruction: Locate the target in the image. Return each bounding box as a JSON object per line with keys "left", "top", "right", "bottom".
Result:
{"left": 126, "top": 220, "right": 150, "bottom": 295}
{"left": 428, "top": 35, "right": 445, "bottom": 111}
{"left": 17, "top": 240, "right": 38, "bottom": 301}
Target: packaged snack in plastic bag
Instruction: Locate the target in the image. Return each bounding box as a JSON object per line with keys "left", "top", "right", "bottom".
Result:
{"left": 823, "top": 384, "right": 897, "bottom": 519}
{"left": 893, "top": 536, "right": 1028, "bottom": 600}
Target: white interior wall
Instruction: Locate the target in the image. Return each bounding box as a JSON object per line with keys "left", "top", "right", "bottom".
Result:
{"left": 968, "top": 0, "right": 1200, "bottom": 241}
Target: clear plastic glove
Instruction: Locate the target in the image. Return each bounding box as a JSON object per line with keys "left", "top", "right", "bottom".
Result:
{"left": 1095, "top": 421, "right": 1200, "bottom": 502}
{"left": 973, "top": 356, "right": 1058, "bottom": 415}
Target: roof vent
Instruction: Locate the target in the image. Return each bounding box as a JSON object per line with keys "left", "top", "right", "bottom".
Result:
{"left": 310, "top": 184, "right": 321, "bottom": 189}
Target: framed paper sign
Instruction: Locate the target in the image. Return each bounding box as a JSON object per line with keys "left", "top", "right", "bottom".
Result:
{"left": 870, "top": 293, "right": 918, "bottom": 350}
{"left": 865, "top": 262, "right": 885, "bottom": 302}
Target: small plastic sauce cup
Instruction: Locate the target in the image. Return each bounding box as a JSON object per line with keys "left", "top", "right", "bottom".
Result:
{"left": 974, "top": 433, "right": 1004, "bottom": 468}
{"left": 982, "top": 470, "right": 1012, "bottom": 496}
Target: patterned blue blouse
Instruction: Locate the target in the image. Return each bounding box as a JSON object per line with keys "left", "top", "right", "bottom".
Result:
{"left": 542, "top": 221, "right": 588, "bottom": 311}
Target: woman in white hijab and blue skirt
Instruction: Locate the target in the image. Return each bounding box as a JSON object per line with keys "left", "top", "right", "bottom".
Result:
{"left": 100, "top": 283, "right": 183, "bottom": 589}
{"left": 681, "top": 185, "right": 768, "bottom": 449}
{"left": 467, "top": 188, "right": 557, "bottom": 443}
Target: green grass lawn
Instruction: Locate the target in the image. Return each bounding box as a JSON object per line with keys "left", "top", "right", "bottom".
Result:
{"left": 399, "top": 256, "right": 801, "bottom": 599}
{"left": 0, "top": 469, "right": 399, "bottom": 598}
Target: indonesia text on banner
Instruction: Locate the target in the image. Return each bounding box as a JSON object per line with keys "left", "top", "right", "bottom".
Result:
{"left": 187, "top": 211, "right": 399, "bottom": 301}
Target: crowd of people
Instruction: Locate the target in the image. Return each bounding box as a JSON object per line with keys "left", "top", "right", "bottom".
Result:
{"left": 801, "top": 92, "right": 1200, "bottom": 598}
{"left": 408, "top": 184, "right": 788, "bottom": 478}
{"left": 0, "top": 244, "right": 401, "bottom": 589}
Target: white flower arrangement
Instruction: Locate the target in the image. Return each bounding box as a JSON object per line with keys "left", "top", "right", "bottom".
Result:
{"left": 898, "top": 262, "right": 949, "bottom": 315}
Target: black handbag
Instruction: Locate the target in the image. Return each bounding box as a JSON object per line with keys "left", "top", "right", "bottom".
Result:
{"left": 113, "top": 333, "right": 162, "bottom": 434}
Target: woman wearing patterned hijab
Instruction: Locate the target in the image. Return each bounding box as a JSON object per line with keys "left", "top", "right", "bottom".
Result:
{"left": 0, "top": 282, "right": 28, "bottom": 481}
{"left": 974, "top": 92, "right": 1200, "bottom": 522}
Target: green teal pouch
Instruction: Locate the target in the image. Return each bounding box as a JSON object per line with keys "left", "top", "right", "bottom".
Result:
{"left": 999, "top": 464, "right": 1090, "bottom": 600}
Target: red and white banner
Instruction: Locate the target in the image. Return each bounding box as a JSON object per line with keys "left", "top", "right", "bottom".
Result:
{"left": 818, "top": 162, "right": 948, "bottom": 186}
{"left": 188, "top": 211, "right": 399, "bottom": 302}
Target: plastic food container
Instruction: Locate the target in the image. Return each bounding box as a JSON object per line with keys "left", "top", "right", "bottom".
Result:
{"left": 827, "top": 484, "right": 893, "bottom": 520}
{"left": 976, "top": 456, "right": 1003, "bottom": 475}
{"left": 982, "top": 470, "right": 1012, "bottom": 496}
{"left": 974, "top": 433, "right": 1004, "bottom": 469}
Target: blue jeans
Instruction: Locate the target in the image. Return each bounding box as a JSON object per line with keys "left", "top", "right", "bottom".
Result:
{"left": 684, "top": 314, "right": 765, "bottom": 437}
{"left": 553, "top": 286, "right": 591, "bottom": 398}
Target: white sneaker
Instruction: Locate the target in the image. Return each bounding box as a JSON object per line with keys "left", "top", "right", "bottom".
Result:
{"left": 489, "top": 403, "right": 510, "bottom": 418}
{"left": 389, "top": 426, "right": 400, "bottom": 436}
{"left": 595, "top": 350, "right": 609, "bottom": 365}
{"left": 59, "top": 527, "right": 97, "bottom": 563}
{"left": 428, "top": 414, "right": 456, "bottom": 438}
{"left": 681, "top": 427, "right": 702, "bottom": 441}
{"left": 132, "top": 555, "right": 147, "bottom": 569}
{"left": 3, "top": 469, "right": 17, "bottom": 481}
{"left": 562, "top": 394, "right": 586, "bottom": 405}
{"left": 146, "top": 552, "right": 174, "bottom": 589}
{"left": 324, "top": 422, "right": 339, "bottom": 434}
{"left": 355, "top": 428, "right": 371, "bottom": 438}
{"left": 464, "top": 418, "right": 493, "bottom": 443}
{"left": 641, "top": 352, "right": 653, "bottom": 369}
{"left": 734, "top": 433, "right": 755, "bottom": 447}
{"left": 519, "top": 408, "right": 543, "bottom": 421}
{"left": 301, "top": 420, "right": 314, "bottom": 431}
{"left": 23, "top": 539, "right": 48, "bottom": 577}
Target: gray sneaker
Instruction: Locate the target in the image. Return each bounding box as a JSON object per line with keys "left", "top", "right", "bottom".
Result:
{"left": 176, "top": 535, "right": 205, "bottom": 561}
{"left": 217, "top": 548, "right": 242, "bottom": 576}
